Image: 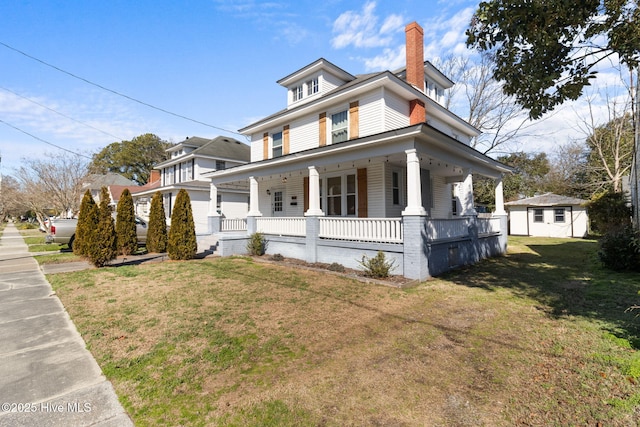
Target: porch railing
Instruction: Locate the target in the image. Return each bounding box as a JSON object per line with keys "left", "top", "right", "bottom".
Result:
{"left": 319, "top": 217, "right": 403, "bottom": 244}
{"left": 221, "top": 218, "right": 247, "bottom": 231}
{"left": 256, "top": 217, "right": 306, "bottom": 237}
{"left": 477, "top": 217, "right": 501, "bottom": 235}
{"left": 425, "top": 218, "right": 470, "bottom": 241}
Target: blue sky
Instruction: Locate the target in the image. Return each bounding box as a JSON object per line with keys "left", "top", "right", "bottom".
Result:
{"left": 0, "top": 0, "right": 626, "bottom": 175}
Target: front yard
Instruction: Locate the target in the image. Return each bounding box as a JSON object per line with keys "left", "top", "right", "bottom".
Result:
{"left": 46, "top": 236, "right": 640, "bottom": 426}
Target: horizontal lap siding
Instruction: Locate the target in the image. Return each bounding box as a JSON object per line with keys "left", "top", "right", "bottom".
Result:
{"left": 250, "top": 134, "right": 263, "bottom": 162}
{"left": 384, "top": 90, "right": 409, "bottom": 131}
{"left": 290, "top": 115, "right": 319, "bottom": 153}
{"left": 384, "top": 163, "right": 405, "bottom": 218}
{"left": 366, "top": 163, "right": 385, "bottom": 217}
{"left": 358, "top": 91, "right": 384, "bottom": 137}
{"left": 431, "top": 175, "right": 451, "bottom": 218}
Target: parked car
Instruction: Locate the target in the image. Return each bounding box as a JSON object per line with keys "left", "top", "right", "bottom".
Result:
{"left": 46, "top": 216, "right": 151, "bottom": 250}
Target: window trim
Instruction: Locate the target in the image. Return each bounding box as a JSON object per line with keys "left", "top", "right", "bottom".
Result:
{"left": 272, "top": 131, "right": 283, "bottom": 158}
{"left": 329, "top": 109, "right": 348, "bottom": 144}
{"left": 554, "top": 208, "right": 565, "bottom": 223}
{"left": 292, "top": 85, "right": 303, "bottom": 102}
{"left": 320, "top": 170, "right": 358, "bottom": 217}
{"left": 306, "top": 77, "right": 319, "bottom": 96}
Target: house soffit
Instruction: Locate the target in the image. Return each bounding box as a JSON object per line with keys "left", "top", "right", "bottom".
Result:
{"left": 206, "top": 124, "right": 509, "bottom": 183}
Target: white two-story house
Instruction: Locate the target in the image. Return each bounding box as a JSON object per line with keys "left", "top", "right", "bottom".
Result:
{"left": 132, "top": 136, "right": 250, "bottom": 235}
{"left": 203, "top": 22, "right": 512, "bottom": 280}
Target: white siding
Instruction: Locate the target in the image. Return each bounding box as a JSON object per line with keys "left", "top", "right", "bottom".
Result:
{"left": 221, "top": 192, "right": 248, "bottom": 219}
{"left": 195, "top": 158, "right": 216, "bottom": 179}
{"left": 250, "top": 133, "right": 263, "bottom": 162}
{"left": 322, "top": 72, "right": 346, "bottom": 93}
{"left": 289, "top": 114, "right": 319, "bottom": 153}
{"left": 384, "top": 90, "right": 410, "bottom": 131}
{"left": 431, "top": 175, "right": 452, "bottom": 219}
{"left": 509, "top": 206, "right": 589, "bottom": 238}
{"left": 508, "top": 207, "right": 529, "bottom": 235}
{"left": 366, "top": 163, "right": 385, "bottom": 217}
{"left": 359, "top": 90, "right": 385, "bottom": 137}
{"left": 176, "top": 189, "right": 210, "bottom": 235}
{"left": 383, "top": 163, "right": 405, "bottom": 218}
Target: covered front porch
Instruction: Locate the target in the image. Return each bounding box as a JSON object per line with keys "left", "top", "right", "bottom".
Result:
{"left": 202, "top": 124, "right": 511, "bottom": 280}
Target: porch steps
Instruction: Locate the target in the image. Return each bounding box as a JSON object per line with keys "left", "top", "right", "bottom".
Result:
{"left": 197, "top": 234, "right": 219, "bottom": 257}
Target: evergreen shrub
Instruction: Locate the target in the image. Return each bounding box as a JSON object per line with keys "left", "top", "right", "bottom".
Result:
{"left": 147, "top": 191, "right": 168, "bottom": 253}
{"left": 74, "top": 190, "right": 98, "bottom": 256}
{"left": 86, "top": 187, "right": 117, "bottom": 267}
{"left": 358, "top": 251, "right": 396, "bottom": 278}
{"left": 167, "top": 189, "right": 197, "bottom": 260}
{"left": 116, "top": 188, "right": 137, "bottom": 256}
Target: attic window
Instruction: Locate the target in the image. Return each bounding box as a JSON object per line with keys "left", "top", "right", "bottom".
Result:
{"left": 292, "top": 85, "right": 303, "bottom": 102}
{"left": 307, "top": 78, "right": 319, "bottom": 96}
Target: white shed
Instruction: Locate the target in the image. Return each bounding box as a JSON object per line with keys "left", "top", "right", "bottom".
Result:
{"left": 505, "top": 193, "right": 588, "bottom": 238}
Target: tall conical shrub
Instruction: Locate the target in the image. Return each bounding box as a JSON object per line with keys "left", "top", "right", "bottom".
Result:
{"left": 116, "top": 188, "right": 137, "bottom": 256}
{"left": 74, "top": 190, "right": 98, "bottom": 256}
{"left": 147, "top": 191, "right": 168, "bottom": 253}
{"left": 87, "top": 186, "right": 117, "bottom": 267}
{"left": 167, "top": 189, "right": 197, "bottom": 260}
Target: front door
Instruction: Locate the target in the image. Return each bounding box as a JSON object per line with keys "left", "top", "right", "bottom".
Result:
{"left": 272, "top": 190, "right": 285, "bottom": 216}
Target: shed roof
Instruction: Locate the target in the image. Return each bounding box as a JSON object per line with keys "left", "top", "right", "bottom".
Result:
{"left": 505, "top": 193, "right": 587, "bottom": 207}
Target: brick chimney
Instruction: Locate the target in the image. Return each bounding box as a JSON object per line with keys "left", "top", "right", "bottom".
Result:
{"left": 405, "top": 22, "right": 426, "bottom": 125}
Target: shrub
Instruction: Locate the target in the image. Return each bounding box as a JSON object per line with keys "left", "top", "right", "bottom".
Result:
{"left": 358, "top": 251, "right": 396, "bottom": 278}
{"left": 247, "top": 232, "right": 266, "bottom": 256}
{"left": 167, "top": 189, "right": 197, "bottom": 260}
{"left": 598, "top": 226, "right": 640, "bottom": 271}
{"left": 587, "top": 191, "right": 632, "bottom": 234}
{"left": 269, "top": 253, "right": 284, "bottom": 261}
{"left": 86, "top": 187, "right": 117, "bottom": 267}
{"left": 328, "top": 262, "right": 346, "bottom": 272}
{"left": 74, "top": 190, "right": 98, "bottom": 256}
{"left": 116, "top": 188, "right": 137, "bottom": 256}
{"left": 146, "top": 191, "right": 168, "bottom": 253}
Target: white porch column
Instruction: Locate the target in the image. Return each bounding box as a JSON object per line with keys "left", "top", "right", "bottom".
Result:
{"left": 494, "top": 175, "right": 506, "bottom": 215}
{"left": 402, "top": 148, "right": 427, "bottom": 216}
{"left": 208, "top": 182, "right": 220, "bottom": 216}
{"left": 247, "top": 176, "right": 262, "bottom": 217}
{"left": 459, "top": 168, "right": 477, "bottom": 216}
{"left": 305, "top": 166, "right": 324, "bottom": 216}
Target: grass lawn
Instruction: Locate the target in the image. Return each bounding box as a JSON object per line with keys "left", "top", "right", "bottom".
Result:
{"left": 47, "top": 236, "right": 640, "bottom": 426}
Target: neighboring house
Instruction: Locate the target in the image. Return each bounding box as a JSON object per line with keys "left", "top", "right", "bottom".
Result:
{"left": 505, "top": 193, "right": 588, "bottom": 238}
{"left": 81, "top": 173, "right": 139, "bottom": 208}
{"left": 132, "top": 136, "right": 251, "bottom": 235}
{"left": 202, "top": 22, "right": 512, "bottom": 280}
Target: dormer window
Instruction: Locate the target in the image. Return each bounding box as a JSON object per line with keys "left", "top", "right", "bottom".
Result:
{"left": 307, "top": 77, "right": 319, "bottom": 96}
{"left": 292, "top": 85, "right": 303, "bottom": 102}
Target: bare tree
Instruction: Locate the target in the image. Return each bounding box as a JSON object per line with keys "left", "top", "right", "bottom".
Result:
{"left": 436, "top": 54, "right": 543, "bottom": 155}
{"left": 13, "top": 152, "right": 89, "bottom": 230}
{"left": 576, "top": 92, "right": 635, "bottom": 193}
{"left": 0, "top": 175, "right": 23, "bottom": 221}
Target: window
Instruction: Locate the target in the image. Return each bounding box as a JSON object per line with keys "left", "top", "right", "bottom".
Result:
{"left": 323, "top": 173, "right": 357, "bottom": 216}
{"left": 216, "top": 160, "right": 226, "bottom": 170}
{"left": 216, "top": 194, "right": 222, "bottom": 211}
{"left": 533, "top": 209, "right": 544, "bottom": 223}
{"left": 307, "top": 78, "right": 319, "bottom": 95}
{"left": 273, "top": 191, "right": 283, "bottom": 213}
{"left": 331, "top": 110, "right": 348, "bottom": 143}
{"left": 554, "top": 208, "right": 565, "bottom": 222}
{"left": 327, "top": 176, "right": 342, "bottom": 216}
{"left": 272, "top": 132, "right": 283, "bottom": 158}
{"left": 346, "top": 174, "right": 356, "bottom": 216}
{"left": 392, "top": 171, "right": 400, "bottom": 205}
{"left": 292, "top": 85, "right": 303, "bottom": 101}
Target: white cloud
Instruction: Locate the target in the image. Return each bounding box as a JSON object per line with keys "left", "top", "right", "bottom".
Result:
{"left": 331, "top": 1, "right": 404, "bottom": 49}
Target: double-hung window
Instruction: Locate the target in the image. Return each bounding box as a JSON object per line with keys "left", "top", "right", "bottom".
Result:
{"left": 554, "top": 208, "right": 565, "bottom": 222}
{"left": 307, "top": 78, "right": 319, "bottom": 96}
{"left": 292, "top": 85, "right": 303, "bottom": 102}
{"left": 392, "top": 171, "right": 401, "bottom": 205}
{"left": 272, "top": 132, "right": 283, "bottom": 158}
{"left": 216, "top": 160, "right": 226, "bottom": 170}
{"left": 533, "top": 209, "right": 544, "bottom": 223}
{"left": 331, "top": 110, "right": 348, "bottom": 143}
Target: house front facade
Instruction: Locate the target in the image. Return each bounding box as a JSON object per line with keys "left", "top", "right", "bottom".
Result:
{"left": 202, "top": 22, "right": 512, "bottom": 280}
{"left": 132, "top": 136, "right": 250, "bottom": 235}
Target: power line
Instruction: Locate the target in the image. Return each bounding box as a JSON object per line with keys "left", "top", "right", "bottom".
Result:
{"left": 0, "top": 40, "right": 246, "bottom": 137}
{"left": 0, "top": 86, "right": 124, "bottom": 141}
{"left": 0, "top": 118, "right": 93, "bottom": 159}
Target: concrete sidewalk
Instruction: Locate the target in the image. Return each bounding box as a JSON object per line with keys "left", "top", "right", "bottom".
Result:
{"left": 0, "top": 223, "right": 133, "bottom": 427}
